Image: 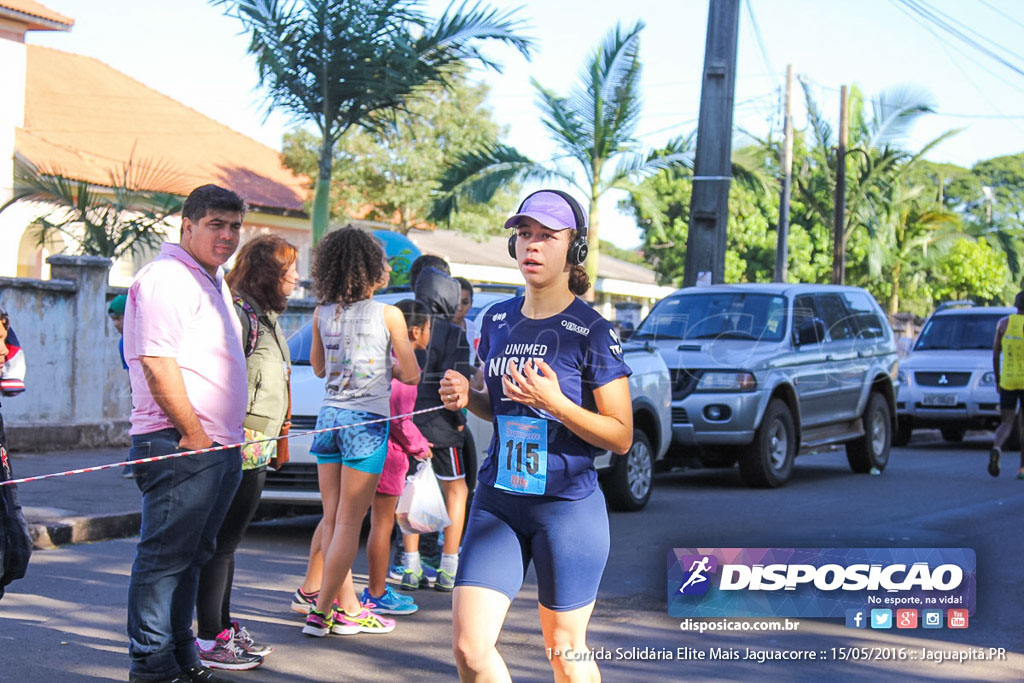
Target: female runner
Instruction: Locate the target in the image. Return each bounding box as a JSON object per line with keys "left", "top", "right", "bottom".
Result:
{"left": 440, "top": 190, "right": 633, "bottom": 682}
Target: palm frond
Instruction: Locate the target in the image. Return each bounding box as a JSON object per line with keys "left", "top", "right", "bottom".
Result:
{"left": 868, "top": 85, "right": 935, "bottom": 149}
{"left": 429, "top": 143, "right": 567, "bottom": 223}
{"left": 532, "top": 80, "right": 591, "bottom": 176}
{"left": 422, "top": 0, "right": 535, "bottom": 66}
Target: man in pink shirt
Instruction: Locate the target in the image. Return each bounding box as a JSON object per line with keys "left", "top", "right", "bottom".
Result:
{"left": 123, "top": 184, "right": 247, "bottom": 683}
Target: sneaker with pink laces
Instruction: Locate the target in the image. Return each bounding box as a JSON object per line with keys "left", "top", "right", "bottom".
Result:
{"left": 330, "top": 606, "right": 396, "bottom": 635}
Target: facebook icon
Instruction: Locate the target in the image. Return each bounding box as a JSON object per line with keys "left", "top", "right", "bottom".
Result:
{"left": 845, "top": 609, "right": 867, "bottom": 629}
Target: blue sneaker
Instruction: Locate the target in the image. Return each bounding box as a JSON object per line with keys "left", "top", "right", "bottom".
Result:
{"left": 388, "top": 563, "right": 405, "bottom": 582}
{"left": 362, "top": 586, "right": 418, "bottom": 615}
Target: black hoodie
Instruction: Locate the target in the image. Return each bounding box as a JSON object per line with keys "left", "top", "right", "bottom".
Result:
{"left": 412, "top": 267, "right": 474, "bottom": 448}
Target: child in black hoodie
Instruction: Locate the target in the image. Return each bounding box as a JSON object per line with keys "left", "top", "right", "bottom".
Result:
{"left": 401, "top": 260, "right": 473, "bottom": 592}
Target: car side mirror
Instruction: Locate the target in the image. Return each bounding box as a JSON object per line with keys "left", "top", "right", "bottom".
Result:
{"left": 795, "top": 318, "right": 826, "bottom": 346}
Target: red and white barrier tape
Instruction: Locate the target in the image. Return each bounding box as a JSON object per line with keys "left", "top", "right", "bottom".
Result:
{"left": 0, "top": 405, "right": 446, "bottom": 487}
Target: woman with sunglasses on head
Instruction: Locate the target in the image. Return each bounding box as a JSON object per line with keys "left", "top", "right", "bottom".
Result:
{"left": 440, "top": 190, "right": 633, "bottom": 682}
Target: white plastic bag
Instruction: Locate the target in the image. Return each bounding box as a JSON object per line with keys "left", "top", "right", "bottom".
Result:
{"left": 396, "top": 460, "right": 452, "bottom": 535}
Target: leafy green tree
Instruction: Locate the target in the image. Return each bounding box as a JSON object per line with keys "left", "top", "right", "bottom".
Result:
{"left": 281, "top": 73, "right": 519, "bottom": 237}
{"left": 623, "top": 148, "right": 820, "bottom": 287}
{"left": 955, "top": 153, "right": 1024, "bottom": 283}
{"left": 213, "top": 0, "right": 533, "bottom": 244}
{"left": 0, "top": 155, "right": 185, "bottom": 259}
{"left": 932, "top": 237, "right": 1009, "bottom": 303}
{"left": 431, "top": 22, "right": 689, "bottom": 289}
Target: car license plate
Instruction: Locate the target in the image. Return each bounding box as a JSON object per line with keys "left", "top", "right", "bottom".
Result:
{"left": 923, "top": 393, "right": 957, "bottom": 407}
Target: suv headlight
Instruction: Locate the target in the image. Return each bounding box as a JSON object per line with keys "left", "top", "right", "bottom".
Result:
{"left": 897, "top": 370, "right": 908, "bottom": 386}
{"left": 980, "top": 371, "right": 996, "bottom": 386}
{"left": 696, "top": 371, "right": 757, "bottom": 392}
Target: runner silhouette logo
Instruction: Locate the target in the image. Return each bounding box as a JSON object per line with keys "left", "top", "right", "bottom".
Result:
{"left": 677, "top": 554, "right": 718, "bottom": 595}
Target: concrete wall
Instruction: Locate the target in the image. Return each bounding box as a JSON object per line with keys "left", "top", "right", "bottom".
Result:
{"left": 0, "top": 255, "right": 131, "bottom": 450}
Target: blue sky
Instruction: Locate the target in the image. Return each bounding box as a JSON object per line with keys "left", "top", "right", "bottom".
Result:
{"left": 27, "top": 0, "right": 1024, "bottom": 247}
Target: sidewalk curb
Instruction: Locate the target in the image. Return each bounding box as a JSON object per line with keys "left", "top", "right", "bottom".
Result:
{"left": 28, "top": 511, "right": 140, "bottom": 550}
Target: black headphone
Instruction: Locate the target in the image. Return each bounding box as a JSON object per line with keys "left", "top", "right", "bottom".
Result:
{"left": 507, "top": 190, "right": 589, "bottom": 266}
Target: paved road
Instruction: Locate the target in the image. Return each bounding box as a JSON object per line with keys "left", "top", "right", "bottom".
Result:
{"left": 1, "top": 434, "right": 1022, "bottom": 681}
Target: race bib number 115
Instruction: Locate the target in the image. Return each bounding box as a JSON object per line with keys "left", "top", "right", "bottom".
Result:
{"left": 494, "top": 415, "right": 548, "bottom": 495}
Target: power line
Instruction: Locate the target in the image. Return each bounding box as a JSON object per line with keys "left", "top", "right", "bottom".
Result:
{"left": 888, "top": 0, "right": 1024, "bottom": 138}
{"left": 978, "top": 0, "right": 1024, "bottom": 32}
{"left": 898, "top": 0, "right": 1024, "bottom": 80}
{"left": 744, "top": 0, "right": 777, "bottom": 87}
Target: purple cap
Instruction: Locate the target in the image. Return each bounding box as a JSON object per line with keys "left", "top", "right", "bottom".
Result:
{"left": 504, "top": 190, "right": 582, "bottom": 231}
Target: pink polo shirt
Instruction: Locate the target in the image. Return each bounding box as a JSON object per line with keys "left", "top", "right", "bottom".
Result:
{"left": 124, "top": 243, "right": 247, "bottom": 445}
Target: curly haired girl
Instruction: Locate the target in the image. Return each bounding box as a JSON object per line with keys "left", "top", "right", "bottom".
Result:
{"left": 302, "top": 226, "right": 420, "bottom": 637}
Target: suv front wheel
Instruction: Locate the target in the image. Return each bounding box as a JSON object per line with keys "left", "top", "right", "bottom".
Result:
{"left": 739, "top": 399, "right": 795, "bottom": 488}
{"left": 847, "top": 392, "right": 891, "bottom": 473}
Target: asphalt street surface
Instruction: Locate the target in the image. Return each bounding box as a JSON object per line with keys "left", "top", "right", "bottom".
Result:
{"left": 1, "top": 432, "right": 1022, "bottom": 681}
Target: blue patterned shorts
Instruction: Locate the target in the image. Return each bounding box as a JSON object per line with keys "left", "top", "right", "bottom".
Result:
{"left": 309, "top": 407, "right": 389, "bottom": 473}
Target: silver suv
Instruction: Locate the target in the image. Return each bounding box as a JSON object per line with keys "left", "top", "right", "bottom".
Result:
{"left": 895, "top": 303, "right": 1011, "bottom": 445}
{"left": 628, "top": 284, "right": 898, "bottom": 487}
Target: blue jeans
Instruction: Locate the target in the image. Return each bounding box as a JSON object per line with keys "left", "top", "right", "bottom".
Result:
{"left": 126, "top": 429, "right": 241, "bottom": 680}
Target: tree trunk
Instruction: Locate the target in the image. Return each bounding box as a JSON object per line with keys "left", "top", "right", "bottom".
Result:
{"left": 311, "top": 135, "right": 335, "bottom": 245}
{"left": 888, "top": 261, "right": 901, "bottom": 315}
{"left": 583, "top": 194, "right": 599, "bottom": 302}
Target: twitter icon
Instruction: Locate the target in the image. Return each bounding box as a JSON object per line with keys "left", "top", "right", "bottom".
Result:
{"left": 870, "top": 609, "right": 892, "bottom": 629}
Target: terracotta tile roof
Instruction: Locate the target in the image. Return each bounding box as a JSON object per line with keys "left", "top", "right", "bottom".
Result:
{"left": 16, "top": 45, "right": 308, "bottom": 212}
{"left": 0, "top": 1, "right": 73, "bottom": 29}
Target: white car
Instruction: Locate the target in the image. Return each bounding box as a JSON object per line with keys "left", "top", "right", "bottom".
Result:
{"left": 895, "top": 303, "right": 1011, "bottom": 445}
{"left": 261, "top": 289, "right": 672, "bottom": 511}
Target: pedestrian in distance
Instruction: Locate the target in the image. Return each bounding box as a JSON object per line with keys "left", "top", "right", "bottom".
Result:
{"left": 989, "top": 289, "right": 1024, "bottom": 479}
{"left": 302, "top": 226, "right": 420, "bottom": 638}
{"left": 108, "top": 294, "right": 134, "bottom": 478}
{"left": 291, "top": 299, "right": 431, "bottom": 618}
{"left": 193, "top": 234, "right": 299, "bottom": 671}
{"left": 404, "top": 257, "right": 474, "bottom": 592}
{"left": 452, "top": 276, "right": 480, "bottom": 367}
{"left": 440, "top": 189, "right": 634, "bottom": 681}
{"left": 122, "top": 184, "right": 248, "bottom": 683}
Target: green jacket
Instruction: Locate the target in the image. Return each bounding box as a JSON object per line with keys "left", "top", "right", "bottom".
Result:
{"left": 234, "top": 297, "right": 291, "bottom": 441}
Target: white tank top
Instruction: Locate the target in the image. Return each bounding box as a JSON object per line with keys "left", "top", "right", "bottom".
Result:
{"left": 318, "top": 299, "right": 392, "bottom": 416}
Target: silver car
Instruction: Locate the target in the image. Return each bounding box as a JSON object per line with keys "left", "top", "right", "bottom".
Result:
{"left": 629, "top": 284, "right": 898, "bottom": 488}
{"left": 895, "top": 304, "right": 1011, "bottom": 445}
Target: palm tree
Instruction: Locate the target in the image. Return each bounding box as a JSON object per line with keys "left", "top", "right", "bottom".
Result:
{"left": 0, "top": 155, "right": 186, "bottom": 260}
{"left": 431, "top": 21, "right": 689, "bottom": 287}
{"left": 859, "top": 182, "right": 961, "bottom": 314}
{"left": 212, "top": 0, "right": 533, "bottom": 244}
{"left": 793, "top": 82, "right": 958, "bottom": 265}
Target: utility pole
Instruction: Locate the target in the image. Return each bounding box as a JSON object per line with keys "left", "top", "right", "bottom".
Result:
{"left": 774, "top": 64, "right": 794, "bottom": 283}
{"left": 831, "top": 85, "right": 849, "bottom": 285}
{"left": 683, "top": 0, "right": 741, "bottom": 288}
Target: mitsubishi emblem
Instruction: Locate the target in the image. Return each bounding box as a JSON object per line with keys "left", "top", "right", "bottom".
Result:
{"left": 938, "top": 374, "right": 948, "bottom": 385}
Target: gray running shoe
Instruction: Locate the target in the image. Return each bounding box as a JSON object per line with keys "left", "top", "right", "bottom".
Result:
{"left": 196, "top": 630, "right": 262, "bottom": 671}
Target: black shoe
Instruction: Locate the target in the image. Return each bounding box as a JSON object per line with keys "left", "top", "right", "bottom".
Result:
{"left": 128, "top": 674, "right": 190, "bottom": 683}
{"left": 989, "top": 447, "right": 1001, "bottom": 477}
{"left": 182, "top": 665, "right": 237, "bottom": 683}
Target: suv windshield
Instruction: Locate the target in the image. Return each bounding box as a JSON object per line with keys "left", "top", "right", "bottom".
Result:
{"left": 633, "top": 293, "right": 787, "bottom": 342}
{"left": 914, "top": 314, "right": 1003, "bottom": 350}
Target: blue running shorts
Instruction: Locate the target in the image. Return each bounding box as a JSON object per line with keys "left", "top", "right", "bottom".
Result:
{"left": 455, "top": 484, "right": 610, "bottom": 611}
{"left": 309, "top": 407, "right": 389, "bottom": 474}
